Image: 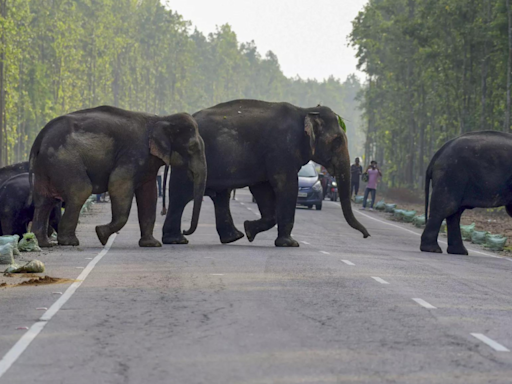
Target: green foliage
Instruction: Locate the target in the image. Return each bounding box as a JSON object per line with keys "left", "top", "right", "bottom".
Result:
{"left": 350, "top": 0, "right": 512, "bottom": 188}
{"left": 0, "top": 0, "right": 363, "bottom": 165}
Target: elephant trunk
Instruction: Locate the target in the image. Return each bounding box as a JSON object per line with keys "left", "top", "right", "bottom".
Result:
{"left": 182, "top": 150, "right": 207, "bottom": 236}
{"left": 334, "top": 150, "right": 370, "bottom": 238}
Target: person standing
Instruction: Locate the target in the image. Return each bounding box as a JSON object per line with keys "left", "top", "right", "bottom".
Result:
{"left": 361, "top": 160, "right": 382, "bottom": 210}
{"left": 350, "top": 157, "right": 363, "bottom": 197}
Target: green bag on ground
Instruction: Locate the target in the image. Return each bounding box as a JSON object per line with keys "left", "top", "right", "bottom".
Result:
{"left": 402, "top": 210, "right": 417, "bottom": 223}
{"left": 412, "top": 215, "right": 426, "bottom": 228}
{"left": 0, "top": 243, "right": 14, "bottom": 264}
{"left": 393, "top": 209, "right": 406, "bottom": 221}
{"left": 440, "top": 220, "right": 447, "bottom": 233}
{"left": 354, "top": 195, "right": 364, "bottom": 204}
{"left": 385, "top": 204, "right": 397, "bottom": 213}
{"left": 4, "top": 259, "right": 45, "bottom": 273}
{"left": 460, "top": 223, "right": 475, "bottom": 241}
{"left": 375, "top": 200, "right": 386, "bottom": 210}
{"left": 0, "top": 235, "right": 20, "bottom": 256}
{"left": 484, "top": 234, "right": 507, "bottom": 251}
{"left": 18, "top": 233, "right": 42, "bottom": 252}
{"left": 471, "top": 230, "right": 488, "bottom": 245}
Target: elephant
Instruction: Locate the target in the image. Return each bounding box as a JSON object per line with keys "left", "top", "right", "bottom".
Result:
{"left": 0, "top": 161, "right": 29, "bottom": 187}
{"left": 29, "top": 105, "right": 206, "bottom": 248}
{"left": 0, "top": 173, "right": 61, "bottom": 237}
{"left": 420, "top": 131, "right": 512, "bottom": 255}
{"left": 162, "top": 99, "right": 370, "bottom": 247}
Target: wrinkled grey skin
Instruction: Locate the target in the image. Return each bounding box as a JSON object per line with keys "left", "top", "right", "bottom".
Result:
{"left": 30, "top": 106, "right": 206, "bottom": 248}
{"left": 162, "top": 99, "right": 369, "bottom": 247}
{"left": 0, "top": 173, "right": 61, "bottom": 237}
{"left": 421, "top": 131, "right": 512, "bottom": 255}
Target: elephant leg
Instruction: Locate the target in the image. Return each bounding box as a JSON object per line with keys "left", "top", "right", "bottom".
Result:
{"left": 49, "top": 204, "right": 62, "bottom": 235}
{"left": 420, "top": 189, "right": 459, "bottom": 254}
{"left": 162, "top": 169, "right": 193, "bottom": 244}
{"left": 446, "top": 208, "right": 467, "bottom": 255}
{"left": 1, "top": 217, "right": 15, "bottom": 237}
{"left": 135, "top": 178, "right": 161, "bottom": 247}
{"left": 211, "top": 189, "right": 244, "bottom": 244}
{"left": 271, "top": 172, "right": 299, "bottom": 247}
{"left": 95, "top": 177, "right": 134, "bottom": 246}
{"left": 58, "top": 185, "right": 92, "bottom": 246}
{"left": 244, "top": 182, "right": 276, "bottom": 242}
{"left": 33, "top": 192, "right": 59, "bottom": 248}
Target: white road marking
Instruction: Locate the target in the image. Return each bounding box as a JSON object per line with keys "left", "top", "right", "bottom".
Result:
{"left": 210, "top": 274, "right": 224, "bottom": 276}
{"left": 412, "top": 298, "right": 436, "bottom": 309}
{"left": 51, "top": 292, "right": 62, "bottom": 295}
{"left": 36, "top": 308, "right": 47, "bottom": 311}
{"left": 301, "top": 241, "right": 311, "bottom": 245}
{"left": 240, "top": 202, "right": 245, "bottom": 205}
{"left": 471, "top": 333, "right": 510, "bottom": 352}
{"left": 0, "top": 234, "right": 117, "bottom": 379}
{"left": 319, "top": 251, "right": 330, "bottom": 255}
{"left": 349, "top": 205, "right": 506, "bottom": 260}
{"left": 85, "top": 258, "right": 93, "bottom": 260}
{"left": 340, "top": 260, "right": 355, "bottom": 266}
{"left": 371, "top": 276, "right": 389, "bottom": 284}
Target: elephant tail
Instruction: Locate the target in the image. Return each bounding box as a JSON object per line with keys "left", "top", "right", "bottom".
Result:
{"left": 27, "top": 140, "right": 38, "bottom": 207}
{"left": 161, "top": 165, "right": 169, "bottom": 216}
{"left": 424, "top": 162, "right": 433, "bottom": 225}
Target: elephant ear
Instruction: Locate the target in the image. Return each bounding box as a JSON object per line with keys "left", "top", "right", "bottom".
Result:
{"left": 304, "top": 112, "right": 319, "bottom": 155}
{"left": 149, "top": 121, "right": 172, "bottom": 165}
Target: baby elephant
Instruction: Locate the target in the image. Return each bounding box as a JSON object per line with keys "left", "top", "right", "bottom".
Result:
{"left": 0, "top": 173, "right": 61, "bottom": 237}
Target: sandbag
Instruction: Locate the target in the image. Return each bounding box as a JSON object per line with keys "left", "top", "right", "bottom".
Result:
{"left": 385, "top": 204, "right": 397, "bottom": 213}
{"left": 412, "top": 215, "right": 426, "bottom": 228}
{"left": 354, "top": 195, "right": 364, "bottom": 204}
{"left": 0, "top": 235, "right": 20, "bottom": 256}
{"left": 0, "top": 243, "right": 14, "bottom": 264}
{"left": 471, "top": 230, "right": 488, "bottom": 245}
{"left": 402, "top": 210, "right": 417, "bottom": 223}
{"left": 375, "top": 200, "right": 386, "bottom": 210}
{"left": 18, "top": 233, "right": 41, "bottom": 252}
{"left": 484, "top": 234, "right": 507, "bottom": 252}
{"left": 460, "top": 223, "right": 475, "bottom": 241}
{"left": 4, "top": 259, "right": 45, "bottom": 274}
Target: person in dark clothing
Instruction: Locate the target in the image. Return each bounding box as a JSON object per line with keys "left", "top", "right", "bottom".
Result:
{"left": 350, "top": 157, "right": 363, "bottom": 197}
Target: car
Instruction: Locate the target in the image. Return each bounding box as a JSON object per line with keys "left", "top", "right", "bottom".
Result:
{"left": 297, "top": 161, "right": 323, "bottom": 210}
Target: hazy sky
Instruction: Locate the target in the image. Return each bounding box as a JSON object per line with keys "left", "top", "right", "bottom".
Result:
{"left": 164, "top": 0, "right": 369, "bottom": 82}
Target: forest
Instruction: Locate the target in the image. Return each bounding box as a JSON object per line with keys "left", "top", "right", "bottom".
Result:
{"left": 0, "top": 0, "right": 363, "bottom": 167}
{"left": 351, "top": 0, "right": 512, "bottom": 189}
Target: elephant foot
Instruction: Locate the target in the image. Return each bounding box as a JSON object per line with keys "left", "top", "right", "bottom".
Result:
{"left": 58, "top": 234, "right": 80, "bottom": 247}
{"left": 139, "top": 236, "right": 162, "bottom": 247}
{"left": 162, "top": 233, "right": 189, "bottom": 244}
{"left": 220, "top": 229, "right": 244, "bottom": 244}
{"left": 38, "top": 237, "right": 54, "bottom": 248}
{"left": 244, "top": 221, "right": 257, "bottom": 242}
{"left": 275, "top": 236, "right": 299, "bottom": 247}
{"left": 420, "top": 242, "right": 442, "bottom": 254}
{"left": 95, "top": 225, "right": 112, "bottom": 246}
{"left": 447, "top": 244, "right": 468, "bottom": 255}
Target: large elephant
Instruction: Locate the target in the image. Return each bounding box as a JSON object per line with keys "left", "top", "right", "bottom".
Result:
{"left": 421, "top": 131, "right": 512, "bottom": 255}
{"left": 30, "top": 106, "right": 206, "bottom": 248}
{"left": 0, "top": 173, "right": 61, "bottom": 237}
{"left": 0, "top": 161, "right": 29, "bottom": 187}
{"left": 162, "top": 99, "right": 369, "bottom": 247}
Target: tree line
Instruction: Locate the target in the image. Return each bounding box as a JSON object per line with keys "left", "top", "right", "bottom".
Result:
{"left": 351, "top": 0, "right": 512, "bottom": 189}
{"left": 0, "top": 0, "right": 363, "bottom": 167}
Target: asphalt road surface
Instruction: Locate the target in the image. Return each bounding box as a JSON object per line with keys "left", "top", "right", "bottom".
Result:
{"left": 2, "top": 188, "right": 512, "bottom": 383}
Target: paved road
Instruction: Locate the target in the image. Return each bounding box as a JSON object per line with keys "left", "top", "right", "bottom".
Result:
{"left": 1, "top": 188, "right": 512, "bottom": 383}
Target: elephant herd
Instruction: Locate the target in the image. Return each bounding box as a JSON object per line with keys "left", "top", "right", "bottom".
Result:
{"left": 1, "top": 99, "right": 506, "bottom": 255}
{"left": 0, "top": 100, "right": 370, "bottom": 250}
